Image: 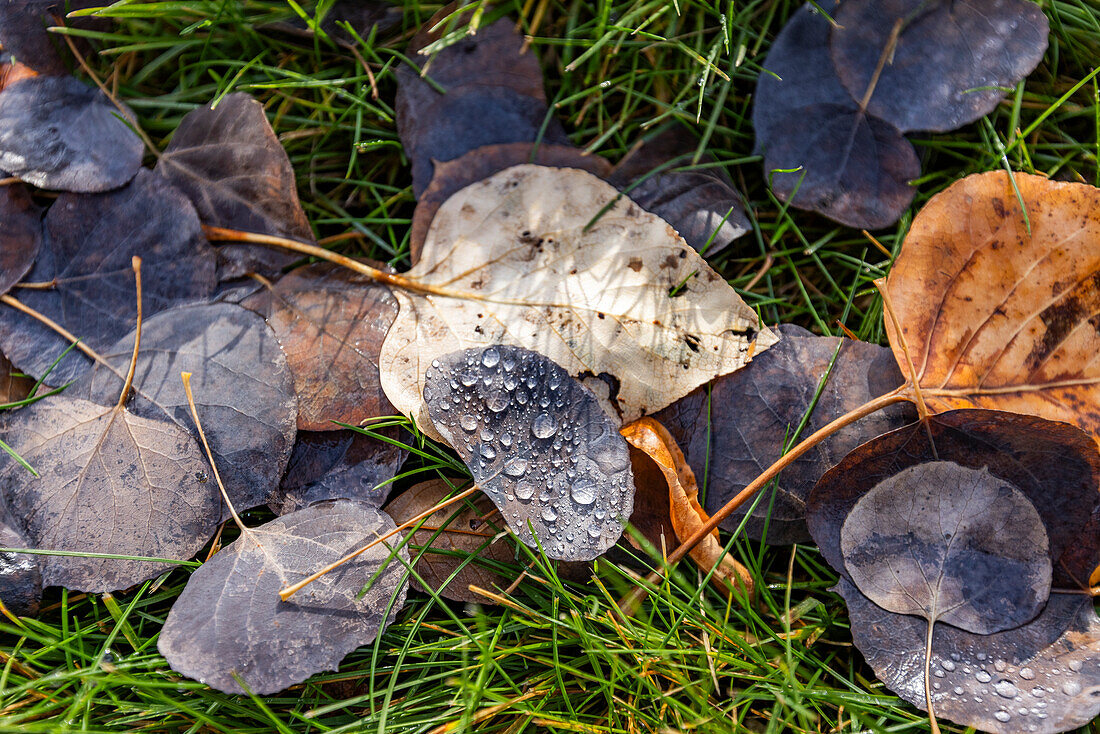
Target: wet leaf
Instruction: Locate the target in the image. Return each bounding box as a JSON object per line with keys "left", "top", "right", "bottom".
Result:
{"left": 622, "top": 417, "right": 753, "bottom": 598}
{"left": 395, "top": 7, "right": 569, "bottom": 196}
{"left": 0, "top": 512, "right": 41, "bottom": 616}
{"left": 242, "top": 263, "right": 398, "bottom": 431}
{"left": 0, "top": 395, "right": 219, "bottom": 591}
{"left": 830, "top": 0, "right": 1049, "bottom": 133}
{"left": 608, "top": 126, "right": 749, "bottom": 254}
{"left": 159, "top": 500, "right": 408, "bottom": 695}
{"left": 0, "top": 76, "right": 143, "bottom": 193}
{"left": 0, "top": 350, "right": 34, "bottom": 405}
{"left": 423, "top": 346, "right": 633, "bottom": 561}
{"left": 0, "top": 182, "right": 41, "bottom": 297}
{"left": 272, "top": 428, "right": 407, "bottom": 515}
{"left": 752, "top": 2, "right": 918, "bottom": 228}
{"left": 69, "top": 302, "right": 297, "bottom": 517}
{"left": 409, "top": 142, "right": 612, "bottom": 263}
{"left": 807, "top": 409, "right": 1100, "bottom": 732}
{"left": 380, "top": 165, "right": 776, "bottom": 440}
{"left": 842, "top": 461, "right": 1051, "bottom": 634}
{"left": 883, "top": 171, "right": 1100, "bottom": 444}
{"left": 156, "top": 93, "right": 312, "bottom": 279}
{"left": 384, "top": 478, "right": 517, "bottom": 604}
{"left": 655, "top": 324, "right": 913, "bottom": 544}
{"left": 0, "top": 169, "right": 217, "bottom": 384}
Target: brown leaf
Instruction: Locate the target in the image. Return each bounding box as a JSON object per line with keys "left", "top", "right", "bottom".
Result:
{"left": 243, "top": 263, "right": 398, "bottom": 431}
{"left": 0, "top": 183, "right": 41, "bottom": 298}
{"left": 0, "top": 349, "right": 33, "bottom": 405}
{"left": 384, "top": 478, "right": 517, "bottom": 604}
{"left": 409, "top": 143, "right": 612, "bottom": 263}
{"left": 621, "top": 417, "right": 753, "bottom": 599}
{"left": 156, "top": 93, "right": 312, "bottom": 280}
{"left": 883, "top": 171, "right": 1100, "bottom": 443}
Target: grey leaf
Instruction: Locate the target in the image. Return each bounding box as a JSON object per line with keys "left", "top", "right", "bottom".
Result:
{"left": 0, "top": 183, "right": 41, "bottom": 297}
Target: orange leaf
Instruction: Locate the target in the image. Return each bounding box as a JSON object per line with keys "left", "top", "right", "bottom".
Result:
{"left": 621, "top": 417, "right": 754, "bottom": 599}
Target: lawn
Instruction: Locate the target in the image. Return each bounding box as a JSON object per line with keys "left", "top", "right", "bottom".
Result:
{"left": 1, "top": 1, "right": 1099, "bottom": 732}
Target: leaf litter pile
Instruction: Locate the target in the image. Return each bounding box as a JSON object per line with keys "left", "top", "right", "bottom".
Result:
{"left": 0, "top": 2, "right": 1097, "bottom": 733}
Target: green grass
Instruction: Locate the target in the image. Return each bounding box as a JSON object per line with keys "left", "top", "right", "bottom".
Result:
{"left": 2, "top": 0, "right": 1100, "bottom": 732}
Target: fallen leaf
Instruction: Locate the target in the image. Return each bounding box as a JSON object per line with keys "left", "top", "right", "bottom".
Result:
{"left": 0, "top": 0, "right": 105, "bottom": 75}
{"left": 0, "top": 349, "right": 34, "bottom": 404}
{"left": 0, "top": 76, "right": 143, "bottom": 193}
{"left": 384, "top": 477, "right": 517, "bottom": 604}
{"left": 380, "top": 165, "right": 776, "bottom": 440}
{"left": 0, "top": 55, "right": 37, "bottom": 94}
{"left": 807, "top": 409, "right": 1100, "bottom": 732}
{"left": 242, "top": 263, "right": 398, "bottom": 431}
{"left": 409, "top": 142, "right": 612, "bottom": 263}
{"left": 423, "top": 345, "right": 633, "bottom": 561}
{"left": 656, "top": 324, "right": 913, "bottom": 543}
{"left": 830, "top": 0, "right": 1049, "bottom": 133}
{"left": 0, "top": 169, "right": 217, "bottom": 384}
{"left": 69, "top": 302, "right": 298, "bottom": 517}
{"left": 0, "top": 395, "right": 219, "bottom": 591}
{"left": 621, "top": 417, "right": 753, "bottom": 598}
{"left": 883, "top": 171, "right": 1100, "bottom": 444}
{"left": 156, "top": 93, "right": 312, "bottom": 279}
{"left": 395, "top": 7, "right": 569, "bottom": 196}
{"left": 158, "top": 499, "right": 408, "bottom": 695}
{"left": 0, "top": 182, "right": 41, "bottom": 297}
{"left": 0, "top": 513, "right": 41, "bottom": 616}
{"left": 272, "top": 428, "right": 408, "bottom": 515}
{"left": 752, "top": 2, "right": 918, "bottom": 229}
{"left": 608, "top": 126, "right": 750, "bottom": 254}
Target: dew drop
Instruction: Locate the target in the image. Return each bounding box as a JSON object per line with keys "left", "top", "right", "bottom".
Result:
{"left": 503, "top": 355, "right": 516, "bottom": 372}
{"left": 1068, "top": 660, "right": 1084, "bottom": 672}
{"left": 1030, "top": 687, "right": 1045, "bottom": 698}
{"left": 533, "top": 412, "right": 557, "bottom": 438}
{"left": 500, "top": 432, "right": 513, "bottom": 448}
{"left": 994, "top": 681, "right": 1018, "bottom": 699}
{"left": 1062, "top": 681, "right": 1082, "bottom": 696}
{"left": 587, "top": 522, "right": 602, "bottom": 539}
{"left": 934, "top": 669, "right": 946, "bottom": 678}
{"left": 994, "top": 659, "right": 1008, "bottom": 672}
{"left": 994, "top": 711, "right": 1011, "bottom": 723}
{"left": 514, "top": 483, "right": 535, "bottom": 501}
{"left": 459, "top": 370, "right": 478, "bottom": 387}
{"left": 480, "top": 428, "right": 494, "bottom": 441}
{"left": 941, "top": 660, "right": 957, "bottom": 672}
{"left": 459, "top": 414, "right": 478, "bottom": 432}
{"left": 1019, "top": 667, "right": 1035, "bottom": 680}
{"left": 541, "top": 505, "right": 558, "bottom": 523}
{"left": 976, "top": 671, "right": 992, "bottom": 683}
{"left": 571, "top": 478, "right": 597, "bottom": 505}
{"left": 479, "top": 443, "right": 497, "bottom": 460}
{"left": 481, "top": 348, "right": 500, "bottom": 368}
{"left": 487, "top": 392, "right": 509, "bottom": 412}
{"left": 952, "top": 687, "right": 964, "bottom": 696}
{"left": 503, "top": 457, "right": 528, "bottom": 478}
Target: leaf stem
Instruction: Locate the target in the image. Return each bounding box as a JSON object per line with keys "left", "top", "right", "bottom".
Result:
{"left": 116, "top": 257, "right": 142, "bottom": 410}
{"left": 278, "top": 485, "right": 480, "bottom": 600}
{"left": 0, "top": 294, "right": 107, "bottom": 367}
{"left": 622, "top": 386, "right": 909, "bottom": 609}
{"left": 924, "top": 620, "right": 942, "bottom": 734}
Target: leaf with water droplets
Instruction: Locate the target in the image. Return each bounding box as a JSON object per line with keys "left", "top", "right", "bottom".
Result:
{"left": 380, "top": 165, "right": 776, "bottom": 442}
{"left": 68, "top": 302, "right": 298, "bottom": 518}
{"left": 0, "top": 76, "right": 143, "bottom": 193}
{"left": 242, "top": 263, "right": 398, "bottom": 431}
{"left": 384, "top": 477, "right": 518, "bottom": 603}
{"left": 0, "top": 511, "right": 41, "bottom": 616}
{"left": 0, "top": 169, "right": 217, "bottom": 384}
{"left": 0, "top": 395, "right": 220, "bottom": 592}
{"left": 156, "top": 93, "right": 312, "bottom": 279}
{"left": 159, "top": 500, "right": 408, "bottom": 695}
{"left": 423, "top": 345, "right": 633, "bottom": 561}
{"left": 806, "top": 409, "right": 1100, "bottom": 732}
{"left": 656, "top": 324, "right": 914, "bottom": 544}
{"left": 271, "top": 428, "right": 408, "bottom": 515}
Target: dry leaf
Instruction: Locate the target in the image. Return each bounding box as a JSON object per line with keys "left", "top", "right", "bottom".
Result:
{"left": 883, "top": 171, "right": 1100, "bottom": 443}
{"left": 380, "top": 165, "right": 776, "bottom": 441}
{"left": 621, "top": 417, "right": 753, "bottom": 598}
{"left": 0, "top": 182, "right": 41, "bottom": 297}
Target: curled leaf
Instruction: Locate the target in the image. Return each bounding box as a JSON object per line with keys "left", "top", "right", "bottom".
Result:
{"left": 883, "top": 171, "right": 1100, "bottom": 444}
{"left": 0, "top": 76, "right": 143, "bottom": 193}
{"left": 380, "top": 165, "right": 776, "bottom": 440}
{"left": 159, "top": 500, "right": 408, "bottom": 695}
{"left": 621, "top": 417, "right": 753, "bottom": 598}
{"left": 423, "top": 345, "right": 633, "bottom": 561}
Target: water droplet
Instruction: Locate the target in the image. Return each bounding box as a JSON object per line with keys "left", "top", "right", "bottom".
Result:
{"left": 994, "top": 659, "right": 1008, "bottom": 672}
{"left": 460, "top": 370, "right": 478, "bottom": 386}
{"left": 941, "top": 660, "right": 957, "bottom": 672}
{"left": 976, "top": 671, "right": 992, "bottom": 683}
{"left": 481, "top": 348, "right": 500, "bottom": 368}
{"left": 587, "top": 522, "right": 602, "bottom": 539}
{"left": 480, "top": 428, "right": 494, "bottom": 441}
{"left": 459, "top": 414, "right": 478, "bottom": 432}
{"left": 516, "top": 390, "right": 529, "bottom": 405}
{"left": 1030, "top": 687, "right": 1045, "bottom": 698}
{"left": 503, "top": 457, "right": 528, "bottom": 478}
{"left": 500, "top": 432, "right": 513, "bottom": 448}
{"left": 479, "top": 443, "right": 497, "bottom": 460}
{"left": 994, "top": 681, "right": 1018, "bottom": 699}
{"left": 1068, "top": 660, "right": 1084, "bottom": 672}
{"left": 977, "top": 653, "right": 987, "bottom": 661}
{"left": 1062, "top": 681, "right": 1082, "bottom": 696}
{"left": 533, "top": 412, "right": 557, "bottom": 438}
{"left": 515, "top": 483, "right": 535, "bottom": 501}
{"left": 952, "top": 687, "right": 964, "bottom": 695}
{"left": 1016, "top": 667, "right": 1034, "bottom": 680}
{"left": 549, "top": 373, "right": 561, "bottom": 389}
{"left": 571, "top": 478, "right": 597, "bottom": 505}
{"left": 487, "top": 392, "right": 509, "bottom": 412}
{"left": 503, "top": 355, "right": 516, "bottom": 371}
{"left": 994, "top": 711, "right": 1011, "bottom": 723}
{"left": 504, "top": 376, "right": 518, "bottom": 390}
{"left": 538, "top": 489, "right": 552, "bottom": 503}
{"left": 539, "top": 395, "right": 551, "bottom": 408}
{"left": 541, "top": 505, "right": 558, "bottom": 522}
{"left": 934, "top": 669, "right": 946, "bottom": 678}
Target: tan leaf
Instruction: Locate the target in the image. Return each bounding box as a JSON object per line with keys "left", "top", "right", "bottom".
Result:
{"left": 621, "top": 417, "right": 753, "bottom": 599}
{"left": 380, "top": 165, "right": 776, "bottom": 441}
{"left": 883, "top": 170, "right": 1100, "bottom": 442}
